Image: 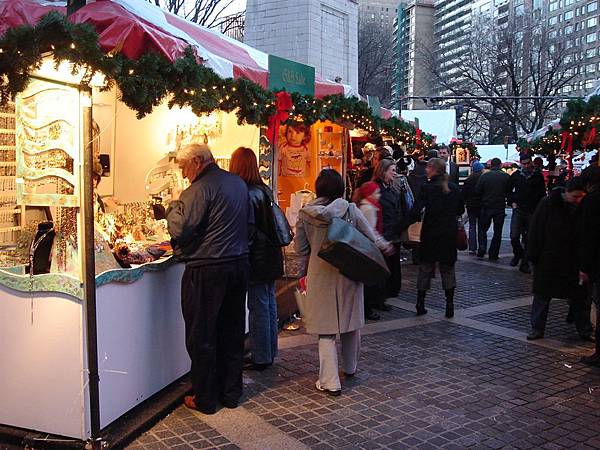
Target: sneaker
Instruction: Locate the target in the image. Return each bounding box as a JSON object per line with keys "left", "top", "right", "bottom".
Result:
{"left": 580, "top": 353, "right": 600, "bottom": 366}
{"left": 510, "top": 256, "right": 521, "bottom": 267}
{"left": 315, "top": 380, "right": 341, "bottom": 396}
{"left": 526, "top": 330, "right": 544, "bottom": 340}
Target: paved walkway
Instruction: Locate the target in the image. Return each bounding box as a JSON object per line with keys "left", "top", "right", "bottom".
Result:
{"left": 128, "top": 221, "right": 600, "bottom": 450}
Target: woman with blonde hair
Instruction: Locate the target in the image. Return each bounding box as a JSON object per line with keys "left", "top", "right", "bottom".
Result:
{"left": 230, "top": 147, "right": 283, "bottom": 371}
{"left": 410, "top": 158, "right": 464, "bottom": 318}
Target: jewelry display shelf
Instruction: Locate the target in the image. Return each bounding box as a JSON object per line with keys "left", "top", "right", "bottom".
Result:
{"left": 0, "top": 255, "right": 176, "bottom": 300}
{"left": 0, "top": 102, "right": 23, "bottom": 244}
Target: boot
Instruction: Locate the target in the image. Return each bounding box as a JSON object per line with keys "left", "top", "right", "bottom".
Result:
{"left": 444, "top": 288, "right": 455, "bottom": 318}
{"left": 416, "top": 290, "right": 427, "bottom": 316}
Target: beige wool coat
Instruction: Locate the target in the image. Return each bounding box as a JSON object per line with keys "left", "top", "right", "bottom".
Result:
{"left": 295, "top": 198, "right": 385, "bottom": 335}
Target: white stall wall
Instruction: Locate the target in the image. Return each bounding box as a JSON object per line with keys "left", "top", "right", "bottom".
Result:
{"left": 0, "top": 288, "right": 89, "bottom": 439}
{"left": 96, "top": 263, "right": 189, "bottom": 428}
{"left": 110, "top": 99, "right": 261, "bottom": 202}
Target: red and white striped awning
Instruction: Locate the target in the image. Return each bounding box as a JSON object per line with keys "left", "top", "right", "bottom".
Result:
{"left": 0, "top": 0, "right": 355, "bottom": 98}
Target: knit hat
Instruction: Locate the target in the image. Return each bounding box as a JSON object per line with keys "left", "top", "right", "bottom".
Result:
{"left": 359, "top": 181, "right": 379, "bottom": 199}
{"left": 472, "top": 161, "right": 484, "bottom": 173}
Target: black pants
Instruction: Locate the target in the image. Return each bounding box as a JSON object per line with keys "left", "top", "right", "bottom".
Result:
{"left": 385, "top": 243, "right": 402, "bottom": 298}
{"left": 364, "top": 282, "right": 385, "bottom": 313}
{"left": 592, "top": 282, "right": 600, "bottom": 352}
{"left": 181, "top": 258, "right": 249, "bottom": 412}
{"left": 478, "top": 208, "right": 505, "bottom": 259}
{"left": 510, "top": 208, "right": 531, "bottom": 260}
{"left": 531, "top": 291, "right": 593, "bottom": 338}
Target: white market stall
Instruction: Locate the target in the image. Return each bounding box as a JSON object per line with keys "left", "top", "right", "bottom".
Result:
{"left": 0, "top": 0, "right": 365, "bottom": 442}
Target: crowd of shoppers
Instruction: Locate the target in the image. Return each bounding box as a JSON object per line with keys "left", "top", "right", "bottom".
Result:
{"left": 166, "top": 141, "right": 599, "bottom": 411}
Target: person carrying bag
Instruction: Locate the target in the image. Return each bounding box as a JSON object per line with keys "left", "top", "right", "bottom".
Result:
{"left": 295, "top": 169, "right": 392, "bottom": 397}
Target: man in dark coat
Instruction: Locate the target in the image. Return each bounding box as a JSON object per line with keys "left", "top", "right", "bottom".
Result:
{"left": 475, "top": 158, "right": 511, "bottom": 260}
{"left": 526, "top": 177, "right": 593, "bottom": 341}
{"left": 167, "top": 144, "right": 252, "bottom": 414}
{"left": 438, "top": 145, "right": 460, "bottom": 185}
{"left": 508, "top": 154, "right": 547, "bottom": 273}
{"left": 580, "top": 166, "right": 600, "bottom": 365}
{"left": 461, "top": 161, "right": 484, "bottom": 254}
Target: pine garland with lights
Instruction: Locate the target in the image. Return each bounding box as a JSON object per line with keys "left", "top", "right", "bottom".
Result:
{"left": 0, "top": 11, "right": 432, "bottom": 143}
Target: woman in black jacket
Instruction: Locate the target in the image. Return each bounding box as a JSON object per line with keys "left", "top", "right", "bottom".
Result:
{"left": 373, "top": 158, "right": 402, "bottom": 307}
{"left": 230, "top": 147, "right": 284, "bottom": 370}
{"left": 411, "top": 158, "right": 465, "bottom": 318}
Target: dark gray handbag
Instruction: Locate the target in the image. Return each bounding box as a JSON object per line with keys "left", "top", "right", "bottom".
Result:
{"left": 318, "top": 209, "right": 390, "bottom": 285}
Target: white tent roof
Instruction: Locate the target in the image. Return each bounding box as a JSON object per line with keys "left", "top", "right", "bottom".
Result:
{"left": 391, "top": 109, "right": 457, "bottom": 144}
{"left": 477, "top": 144, "right": 518, "bottom": 163}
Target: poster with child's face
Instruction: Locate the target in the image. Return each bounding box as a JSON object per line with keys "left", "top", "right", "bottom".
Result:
{"left": 278, "top": 123, "right": 311, "bottom": 177}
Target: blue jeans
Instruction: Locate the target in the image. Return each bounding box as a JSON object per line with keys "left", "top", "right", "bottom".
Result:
{"left": 248, "top": 282, "right": 278, "bottom": 364}
{"left": 467, "top": 209, "right": 480, "bottom": 252}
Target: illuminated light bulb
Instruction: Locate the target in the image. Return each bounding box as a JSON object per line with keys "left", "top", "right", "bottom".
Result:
{"left": 50, "top": 45, "right": 55, "bottom": 50}
{"left": 232, "top": 87, "right": 237, "bottom": 91}
{"left": 128, "top": 69, "right": 134, "bottom": 75}
{"left": 190, "top": 90, "right": 195, "bottom": 95}
{"left": 70, "top": 43, "right": 76, "bottom": 49}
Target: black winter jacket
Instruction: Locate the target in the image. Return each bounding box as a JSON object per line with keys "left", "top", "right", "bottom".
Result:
{"left": 475, "top": 168, "right": 511, "bottom": 211}
{"left": 167, "top": 163, "right": 251, "bottom": 263}
{"left": 377, "top": 181, "right": 402, "bottom": 242}
{"left": 508, "top": 169, "right": 546, "bottom": 214}
{"left": 462, "top": 171, "right": 483, "bottom": 211}
{"left": 413, "top": 176, "right": 465, "bottom": 264}
{"left": 580, "top": 187, "right": 600, "bottom": 282}
{"left": 527, "top": 189, "right": 584, "bottom": 299}
{"left": 247, "top": 184, "right": 284, "bottom": 284}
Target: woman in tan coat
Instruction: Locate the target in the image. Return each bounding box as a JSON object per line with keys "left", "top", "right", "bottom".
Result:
{"left": 295, "top": 169, "right": 390, "bottom": 396}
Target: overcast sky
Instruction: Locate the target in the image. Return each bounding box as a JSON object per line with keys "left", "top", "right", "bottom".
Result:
{"left": 221, "top": 0, "right": 246, "bottom": 14}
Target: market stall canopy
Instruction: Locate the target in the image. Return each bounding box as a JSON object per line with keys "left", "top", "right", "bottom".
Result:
{"left": 0, "top": 0, "right": 356, "bottom": 98}
{"left": 391, "top": 109, "right": 457, "bottom": 144}
{"left": 477, "top": 144, "right": 518, "bottom": 163}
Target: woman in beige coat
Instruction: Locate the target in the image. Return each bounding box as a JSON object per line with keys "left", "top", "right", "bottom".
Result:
{"left": 295, "top": 169, "right": 390, "bottom": 396}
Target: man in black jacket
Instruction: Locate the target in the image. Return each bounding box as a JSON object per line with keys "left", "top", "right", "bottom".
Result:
{"left": 580, "top": 166, "right": 600, "bottom": 366}
{"left": 475, "top": 158, "right": 511, "bottom": 260}
{"left": 167, "top": 144, "right": 252, "bottom": 414}
{"left": 461, "top": 161, "right": 484, "bottom": 254}
{"left": 438, "top": 145, "right": 460, "bottom": 185}
{"left": 526, "top": 177, "right": 593, "bottom": 341}
{"left": 508, "top": 154, "right": 547, "bottom": 273}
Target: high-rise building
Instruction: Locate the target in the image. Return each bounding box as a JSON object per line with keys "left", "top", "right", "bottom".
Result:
{"left": 244, "top": 0, "right": 359, "bottom": 89}
{"left": 392, "top": 0, "right": 435, "bottom": 109}
{"left": 359, "top": 0, "right": 403, "bottom": 29}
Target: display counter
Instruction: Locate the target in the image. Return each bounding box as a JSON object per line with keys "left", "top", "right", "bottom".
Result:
{"left": 0, "top": 257, "right": 189, "bottom": 439}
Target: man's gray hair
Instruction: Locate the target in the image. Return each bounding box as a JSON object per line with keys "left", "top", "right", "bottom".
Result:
{"left": 177, "top": 143, "right": 215, "bottom": 163}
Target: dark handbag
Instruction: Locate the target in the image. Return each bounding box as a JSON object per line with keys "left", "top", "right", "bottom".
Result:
{"left": 318, "top": 212, "right": 390, "bottom": 285}
{"left": 262, "top": 186, "right": 294, "bottom": 247}
{"left": 456, "top": 226, "right": 468, "bottom": 251}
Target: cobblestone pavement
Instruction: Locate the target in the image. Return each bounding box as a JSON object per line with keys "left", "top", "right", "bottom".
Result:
{"left": 127, "top": 217, "right": 600, "bottom": 450}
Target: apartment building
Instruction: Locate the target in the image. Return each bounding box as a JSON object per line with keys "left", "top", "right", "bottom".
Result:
{"left": 392, "top": 0, "right": 436, "bottom": 109}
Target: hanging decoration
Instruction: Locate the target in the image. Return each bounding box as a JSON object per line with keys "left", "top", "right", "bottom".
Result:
{"left": 0, "top": 11, "right": 434, "bottom": 145}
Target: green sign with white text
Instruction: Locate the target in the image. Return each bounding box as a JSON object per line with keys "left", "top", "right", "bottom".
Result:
{"left": 367, "top": 95, "right": 381, "bottom": 118}
{"left": 268, "top": 55, "right": 315, "bottom": 96}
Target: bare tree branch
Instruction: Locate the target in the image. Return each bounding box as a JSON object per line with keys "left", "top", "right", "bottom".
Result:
{"left": 149, "top": 0, "right": 244, "bottom": 32}
{"left": 423, "top": 13, "right": 582, "bottom": 144}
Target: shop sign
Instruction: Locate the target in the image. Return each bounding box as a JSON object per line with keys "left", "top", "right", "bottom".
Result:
{"left": 268, "top": 55, "right": 315, "bottom": 97}
{"left": 367, "top": 96, "right": 381, "bottom": 118}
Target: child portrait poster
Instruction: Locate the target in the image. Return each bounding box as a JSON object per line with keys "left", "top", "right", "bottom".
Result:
{"left": 277, "top": 123, "right": 316, "bottom": 212}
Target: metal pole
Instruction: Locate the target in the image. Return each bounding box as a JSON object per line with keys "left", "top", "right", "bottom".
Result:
{"left": 81, "top": 90, "right": 101, "bottom": 443}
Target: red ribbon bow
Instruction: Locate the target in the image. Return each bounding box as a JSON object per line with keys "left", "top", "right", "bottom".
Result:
{"left": 266, "top": 91, "right": 293, "bottom": 145}
{"left": 416, "top": 128, "right": 422, "bottom": 148}
{"left": 561, "top": 131, "right": 574, "bottom": 178}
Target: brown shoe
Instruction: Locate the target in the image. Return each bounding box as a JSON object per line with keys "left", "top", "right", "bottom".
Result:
{"left": 184, "top": 395, "right": 216, "bottom": 414}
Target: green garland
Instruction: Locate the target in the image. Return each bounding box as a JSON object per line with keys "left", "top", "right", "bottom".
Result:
{"left": 0, "top": 11, "right": 432, "bottom": 146}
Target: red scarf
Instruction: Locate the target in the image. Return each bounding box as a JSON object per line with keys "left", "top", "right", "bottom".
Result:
{"left": 359, "top": 181, "right": 383, "bottom": 234}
